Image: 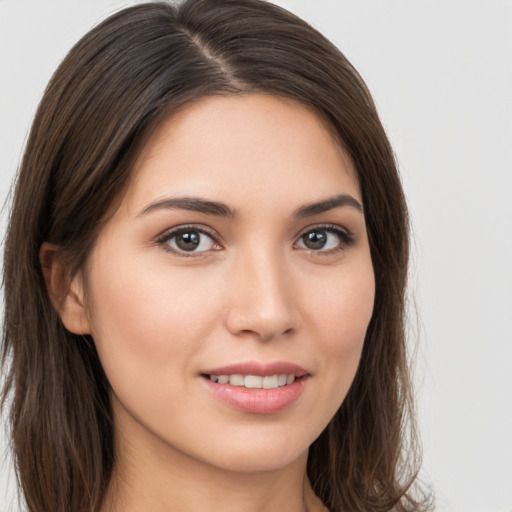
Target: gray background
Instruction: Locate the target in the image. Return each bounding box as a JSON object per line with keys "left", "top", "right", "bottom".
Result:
{"left": 1, "top": 1, "right": 511, "bottom": 511}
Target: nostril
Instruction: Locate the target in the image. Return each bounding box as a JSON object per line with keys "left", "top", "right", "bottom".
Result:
{"left": 236, "top": 327, "right": 293, "bottom": 342}
{"left": 224, "top": 290, "right": 297, "bottom": 340}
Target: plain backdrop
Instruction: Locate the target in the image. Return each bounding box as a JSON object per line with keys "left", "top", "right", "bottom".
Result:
{"left": 1, "top": 1, "right": 511, "bottom": 511}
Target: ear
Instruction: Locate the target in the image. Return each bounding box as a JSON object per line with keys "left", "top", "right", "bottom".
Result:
{"left": 39, "top": 242, "right": 91, "bottom": 335}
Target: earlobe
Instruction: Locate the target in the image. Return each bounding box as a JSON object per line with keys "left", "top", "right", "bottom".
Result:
{"left": 39, "top": 242, "right": 91, "bottom": 335}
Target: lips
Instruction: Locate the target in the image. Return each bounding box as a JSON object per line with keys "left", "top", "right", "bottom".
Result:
{"left": 202, "top": 361, "right": 309, "bottom": 377}
{"left": 201, "top": 361, "right": 310, "bottom": 414}
{"left": 208, "top": 373, "right": 296, "bottom": 389}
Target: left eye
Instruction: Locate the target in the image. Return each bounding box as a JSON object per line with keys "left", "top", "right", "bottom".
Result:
{"left": 164, "top": 229, "right": 217, "bottom": 253}
{"left": 296, "top": 228, "right": 348, "bottom": 251}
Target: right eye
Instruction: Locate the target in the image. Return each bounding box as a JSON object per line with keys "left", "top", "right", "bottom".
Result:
{"left": 159, "top": 227, "right": 220, "bottom": 255}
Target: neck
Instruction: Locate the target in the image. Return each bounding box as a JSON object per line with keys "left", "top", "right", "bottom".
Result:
{"left": 102, "top": 446, "right": 325, "bottom": 512}
{"left": 101, "top": 412, "right": 326, "bottom": 512}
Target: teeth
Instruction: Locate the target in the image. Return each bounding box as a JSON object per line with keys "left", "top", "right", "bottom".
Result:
{"left": 229, "top": 374, "right": 245, "bottom": 386}
{"left": 208, "top": 373, "right": 296, "bottom": 388}
{"left": 245, "top": 375, "right": 263, "bottom": 388}
{"left": 262, "top": 375, "right": 278, "bottom": 389}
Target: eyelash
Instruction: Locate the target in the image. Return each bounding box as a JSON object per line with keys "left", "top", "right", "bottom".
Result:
{"left": 156, "top": 223, "right": 354, "bottom": 257}
{"left": 156, "top": 224, "right": 221, "bottom": 257}
{"left": 295, "top": 223, "right": 355, "bottom": 255}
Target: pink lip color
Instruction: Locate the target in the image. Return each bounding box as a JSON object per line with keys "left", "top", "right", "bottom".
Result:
{"left": 202, "top": 361, "right": 309, "bottom": 377}
{"left": 201, "top": 361, "right": 309, "bottom": 415}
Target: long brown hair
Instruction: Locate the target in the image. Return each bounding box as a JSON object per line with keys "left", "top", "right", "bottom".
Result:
{"left": 1, "top": 1, "right": 429, "bottom": 511}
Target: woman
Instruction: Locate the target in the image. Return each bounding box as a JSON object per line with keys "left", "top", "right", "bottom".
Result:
{"left": 1, "top": 1, "right": 429, "bottom": 511}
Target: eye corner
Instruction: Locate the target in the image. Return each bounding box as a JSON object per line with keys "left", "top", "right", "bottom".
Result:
{"left": 294, "top": 224, "right": 354, "bottom": 254}
{"left": 156, "top": 224, "right": 223, "bottom": 257}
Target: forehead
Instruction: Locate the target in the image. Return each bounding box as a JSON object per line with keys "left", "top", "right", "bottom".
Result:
{"left": 124, "top": 94, "right": 360, "bottom": 213}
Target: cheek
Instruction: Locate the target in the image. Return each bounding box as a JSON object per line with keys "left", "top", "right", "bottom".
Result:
{"left": 305, "top": 258, "right": 374, "bottom": 409}
{"left": 84, "top": 248, "right": 221, "bottom": 393}
{"left": 310, "top": 258, "right": 374, "bottom": 346}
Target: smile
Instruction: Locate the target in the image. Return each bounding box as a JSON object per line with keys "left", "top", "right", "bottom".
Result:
{"left": 201, "top": 362, "right": 309, "bottom": 414}
{"left": 207, "top": 374, "right": 296, "bottom": 388}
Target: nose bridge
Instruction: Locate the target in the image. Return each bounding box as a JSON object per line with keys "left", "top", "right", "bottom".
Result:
{"left": 225, "top": 242, "right": 296, "bottom": 340}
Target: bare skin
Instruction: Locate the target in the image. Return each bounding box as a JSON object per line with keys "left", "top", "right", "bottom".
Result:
{"left": 44, "top": 94, "right": 373, "bottom": 512}
{"left": 103, "top": 411, "right": 328, "bottom": 511}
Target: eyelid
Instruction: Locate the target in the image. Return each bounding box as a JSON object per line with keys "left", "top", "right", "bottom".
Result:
{"left": 294, "top": 223, "right": 354, "bottom": 251}
{"left": 155, "top": 222, "right": 353, "bottom": 256}
{"left": 155, "top": 224, "right": 223, "bottom": 256}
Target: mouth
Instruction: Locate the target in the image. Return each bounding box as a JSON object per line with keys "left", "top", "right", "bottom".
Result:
{"left": 203, "top": 373, "right": 301, "bottom": 389}
{"left": 200, "top": 362, "right": 310, "bottom": 414}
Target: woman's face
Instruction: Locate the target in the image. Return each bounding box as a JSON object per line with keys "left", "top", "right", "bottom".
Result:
{"left": 77, "top": 94, "right": 375, "bottom": 472}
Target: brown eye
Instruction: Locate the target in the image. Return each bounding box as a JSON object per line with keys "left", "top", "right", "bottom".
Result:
{"left": 296, "top": 226, "right": 353, "bottom": 252}
{"left": 164, "top": 229, "right": 217, "bottom": 253}
{"left": 301, "top": 230, "right": 328, "bottom": 250}
{"left": 175, "top": 231, "right": 201, "bottom": 251}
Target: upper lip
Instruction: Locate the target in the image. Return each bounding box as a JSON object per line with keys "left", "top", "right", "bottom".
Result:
{"left": 202, "top": 361, "right": 309, "bottom": 377}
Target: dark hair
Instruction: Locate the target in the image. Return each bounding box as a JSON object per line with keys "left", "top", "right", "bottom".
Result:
{"left": 1, "top": 1, "right": 429, "bottom": 511}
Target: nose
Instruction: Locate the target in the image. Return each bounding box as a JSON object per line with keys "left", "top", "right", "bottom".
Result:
{"left": 224, "top": 248, "right": 297, "bottom": 341}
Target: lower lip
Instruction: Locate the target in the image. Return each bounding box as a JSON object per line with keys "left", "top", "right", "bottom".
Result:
{"left": 202, "top": 376, "right": 308, "bottom": 415}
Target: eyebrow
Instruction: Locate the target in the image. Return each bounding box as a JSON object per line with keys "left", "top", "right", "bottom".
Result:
{"left": 294, "top": 194, "right": 363, "bottom": 217}
{"left": 138, "top": 193, "right": 363, "bottom": 219}
{"left": 138, "top": 197, "right": 237, "bottom": 218}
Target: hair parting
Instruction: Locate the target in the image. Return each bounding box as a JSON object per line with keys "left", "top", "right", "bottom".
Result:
{"left": 2, "top": 1, "right": 431, "bottom": 511}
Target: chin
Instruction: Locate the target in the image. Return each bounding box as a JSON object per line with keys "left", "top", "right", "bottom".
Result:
{"left": 188, "top": 426, "right": 314, "bottom": 473}
{"left": 210, "top": 446, "right": 307, "bottom": 473}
